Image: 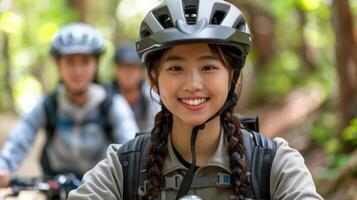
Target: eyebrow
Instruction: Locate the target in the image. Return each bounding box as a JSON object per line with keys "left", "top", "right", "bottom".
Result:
{"left": 164, "top": 55, "right": 184, "bottom": 62}
{"left": 198, "top": 55, "right": 220, "bottom": 61}
{"left": 163, "top": 55, "right": 220, "bottom": 62}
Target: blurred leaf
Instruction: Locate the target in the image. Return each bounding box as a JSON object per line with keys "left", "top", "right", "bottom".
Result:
{"left": 311, "top": 112, "right": 337, "bottom": 141}
{"left": 325, "top": 138, "right": 341, "bottom": 153}
{"left": 342, "top": 118, "right": 357, "bottom": 145}
{"left": 0, "top": 11, "right": 24, "bottom": 33}
{"left": 296, "top": 0, "right": 321, "bottom": 11}
{"left": 37, "top": 22, "right": 59, "bottom": 44}
{"left": 12, "top": 75, "right": 42, "bottom": 113}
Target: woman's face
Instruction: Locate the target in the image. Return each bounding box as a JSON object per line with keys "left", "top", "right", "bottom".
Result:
{"left": 57, "top": 54, "right": 97, "bottom": 95}
{"left": 116, "top": 63, "right": 143, "bottom": 91}
{"left": 157, "top": 43, "right": 231, "bottom": 126}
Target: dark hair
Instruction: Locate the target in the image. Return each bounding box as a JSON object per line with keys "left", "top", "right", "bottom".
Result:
{"left": 144, "top": 43, "right": 251, "bottom": 199}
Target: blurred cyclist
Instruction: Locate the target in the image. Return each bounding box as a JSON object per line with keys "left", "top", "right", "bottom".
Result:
{"left": 106, "top": 43, "right": 159, "bottom": 132}
{"left": 0, "top": 23, "right": 139, "bottom": 188}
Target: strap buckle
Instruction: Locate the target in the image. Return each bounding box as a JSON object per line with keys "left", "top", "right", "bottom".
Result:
{"left": 217, "top": 173, "right": 231, "bottom": 187}
{"left": 162, "top": 174, "right": 184, "bottom": 190}
{"left": 138, "top": 180, "right": 150, "bottom": 194}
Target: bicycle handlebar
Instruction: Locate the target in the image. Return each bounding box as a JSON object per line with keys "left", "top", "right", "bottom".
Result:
{"left": 7, "top": 173, "right": 81, "bottom": 200}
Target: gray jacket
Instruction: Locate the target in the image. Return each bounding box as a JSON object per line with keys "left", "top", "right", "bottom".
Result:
{"left": 68, "top": 130, "right": 323, "bottom": 200}
{"left": 107, "top": 80, "right": 160, "bottom": 132}
{"left": 131, "top": 81, "right": 160, "bottom": 132}
{"left": 0, "top": 84, "right": 139, "bottom": 175}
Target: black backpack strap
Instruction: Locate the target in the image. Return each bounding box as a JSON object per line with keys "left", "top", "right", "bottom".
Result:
{"left": 41, "top": 92, "right": 58, "bottom": 176}
{"left": 98, "top": 89, "right": 115, "bottom": 142}
{"left": 239, "top": 115, "right": 259, "bottom": 132}
{"left": 117, "top": 133, "right": 151, "bottom": 200}
{"left": 43, "top": 92, "right": 58, "bottom": 140}
{"left": 241, "top": 129, "right": 277, "bottom": 200}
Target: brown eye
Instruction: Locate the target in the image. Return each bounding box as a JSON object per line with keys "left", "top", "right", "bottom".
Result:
{"left": 202, "top": 65, "right": 217, "bottom": 71}
{"left": 168, "top": 65, "right": 183, "bottom": 71}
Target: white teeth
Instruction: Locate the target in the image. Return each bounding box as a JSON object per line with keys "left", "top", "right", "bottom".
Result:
{"left": 182, "top": 98, "right": 207, "bottom": 106}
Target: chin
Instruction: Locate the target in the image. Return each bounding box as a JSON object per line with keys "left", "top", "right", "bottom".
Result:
{"left": 182, "top": 118, "right": 208, "bottom": 127}
{"left": 66, "top": 85, "right": 87, "bottom": 95}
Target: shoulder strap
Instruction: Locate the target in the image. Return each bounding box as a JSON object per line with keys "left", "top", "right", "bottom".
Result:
{"left": 103, "top": 81, "right": 118, "bottom": 96}
{"left": 241, "top": 129, "right": 277, "bottom": 200}
{"left": 239, "top": 115, "right": 259, "bottom": 132}
{"left": 43, "top": 92, "right": 58, "bottom": 140}
{"left": 98, "top": 89, "right": 115, "bottom": 142}
{"left": 117, "top": 133, "right": 151, "bottom": 200}
{"left": 41, "top": 92, "right": 58, "bottom": 176}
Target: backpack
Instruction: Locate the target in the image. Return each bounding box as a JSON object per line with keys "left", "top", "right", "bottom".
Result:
{"left": 117, "top": 116, "right": 277, "bottom": 200}
{"left": 40, "top": 89, "right": 114, "bottom": 176}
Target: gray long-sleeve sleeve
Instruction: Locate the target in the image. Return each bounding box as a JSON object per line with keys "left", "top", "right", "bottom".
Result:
{"left": 270, "top": 137, "right": 324, "bottom": 200}
{"left": 68, "top": 144, "right": 124, "bottom": 200}
{"left": 0, "top": 100, "right": 46, "bottom": 172}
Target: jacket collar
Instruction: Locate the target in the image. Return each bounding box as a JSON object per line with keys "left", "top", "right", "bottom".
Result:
{"left": 162, "top": 128, "right": 231, "bottom": 175}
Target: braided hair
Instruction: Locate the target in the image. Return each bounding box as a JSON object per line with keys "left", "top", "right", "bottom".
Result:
{"left": 222, "top": 108, "right": 252, "bottom": 199}
{"left": 143, "top": 45, "right": 252, "bottom": 199}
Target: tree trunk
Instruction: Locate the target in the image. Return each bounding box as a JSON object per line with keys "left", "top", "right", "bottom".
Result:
{"left": 297, "top": 8, "right": 316, "bottom": 71}
{"left": 229, "top": 0, "right": 275, "bottom": 70}
{"left": 1, "top": 32, "right": 14, "bottom": 110}
{"left": 331, "top": 0, "right": 357, "bottom": 150}
{"left": 69, "top": 0, "right": 88, "bottom": 23}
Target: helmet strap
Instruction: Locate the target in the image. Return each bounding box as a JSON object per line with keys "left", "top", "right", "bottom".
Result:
{"left": 175, "top": 70, "right": 240, "bottom": 199}
{"left": 175, "top": 125, "right": 202, "bottom": 199}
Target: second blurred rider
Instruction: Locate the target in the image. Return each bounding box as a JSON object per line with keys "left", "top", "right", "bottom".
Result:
{"left": 0, "top": 23, "right": 138, "bottom": 187}
{"left": 106, "top": 43, "right": 159, "bottom": 132}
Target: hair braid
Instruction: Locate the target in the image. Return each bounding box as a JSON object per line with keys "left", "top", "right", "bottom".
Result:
{"left": 143, "top": 105, "right": 172, "bottom": 199}
{"left": 221, "top": 107, "right": 252, "bottom": 199}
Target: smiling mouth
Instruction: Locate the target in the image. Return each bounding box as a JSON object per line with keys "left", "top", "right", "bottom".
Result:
{"left": 179, "top": 98, "right": 209, "bottom": 106}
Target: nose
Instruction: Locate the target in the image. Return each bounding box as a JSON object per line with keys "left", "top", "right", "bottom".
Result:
{"left": 182, "top": 69, "right": 203, "bottom": 92}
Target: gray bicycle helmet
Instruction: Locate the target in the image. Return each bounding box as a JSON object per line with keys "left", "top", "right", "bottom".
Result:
{"left": 50, "top": 23, "right": 105, "bottom": 57}
{"left": 136, "top": 0, "right": 252, "bottom": 67}
{"left": 114, "top": 43, "right": 141, "bottom": 65}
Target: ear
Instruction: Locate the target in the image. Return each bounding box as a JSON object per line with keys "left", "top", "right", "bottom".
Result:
{"left": 145, "top": 72, "right": 159, "bottom": 94}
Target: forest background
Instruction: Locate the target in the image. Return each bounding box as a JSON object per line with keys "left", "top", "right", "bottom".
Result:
{"left": 0, "top": 0, "right": 356, "bottom": 199}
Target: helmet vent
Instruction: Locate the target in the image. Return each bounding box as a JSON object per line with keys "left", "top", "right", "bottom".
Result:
{"left": 182, "top": 0, "right": 198, "bottom": 25}
{"left": 140, "top": 22, "right": 152, "bottom": 38}
{"left": 234, "top": 17, "right": 247, "bottom": 31}
{"left": 81, "top": 34, "right": 88, "bottom": 44}
{"left": 65, "top": 33, "right": 73, "bottom": 45}
{"left": 210, "top": 3, "right": 230, "bottom": 25}
{"left": 153, "top": 6, "right": 173, "bottom": 28}
{"left": 184, "top": 5, "right": 197, "bottom": 25}
{"left": 159, "top": 14, "right": 173, "bottom": 28}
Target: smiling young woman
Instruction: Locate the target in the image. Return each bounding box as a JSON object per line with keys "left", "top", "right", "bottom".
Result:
{"left": 68, "top": 1, "right": 324, "bottom": 200}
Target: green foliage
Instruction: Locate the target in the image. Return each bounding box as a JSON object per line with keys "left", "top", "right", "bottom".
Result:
{"left": 252, "top": 51, "right": 299, "bottom": 104}
{"left": 249, "top": 0, "right": 335, "bottom": 106}
{"left": 318, "top": 153, "right": 351, "bottom": 179}
{"left": 313, "top": 117, "right": 357, "bottom": 183}
{"left": 296, "top": 0, "right": 321, "bottom": 11}
{"left": 115, "top": 0, "right": 161, "bottom": 41}
{"left": 0, "top": 0, "right": 78, "bottom": 111}
{"left": 342, "top": 118, "right": 357, "bottom": 145}
{"left": 311, "top": 115, "right": 334, "bottom": 143}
